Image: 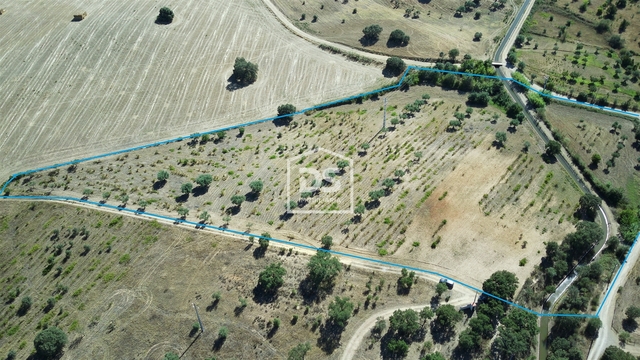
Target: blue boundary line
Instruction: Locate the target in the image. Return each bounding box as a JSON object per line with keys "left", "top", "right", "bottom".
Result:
{"left": 1, "top": 195, "right": 601, "bottom": 318}
{"left": 1, "top": 65, "right": 638, "bottom": 318}
{"left": 596, "top": 231, "right": 640, "bottom": 317}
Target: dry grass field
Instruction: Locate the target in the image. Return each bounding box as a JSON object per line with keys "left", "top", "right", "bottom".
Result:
{"left": 0, "top": 0, "right": 385, "bottom": 182}
{"left": 613, "top": 257, "right": 640, "bottom": 353}
{"left": 543, "top": 103, "right": 640, "bottom": 206}
{"left": 6, "top": 85, "right": 584, "bottom": 291}
{"left": 270, "top": 0, "right": 516, "bottom": 60}
{"left": 514, "top": 0, "right": 640, "bottom": 107}
{"left": 0, "top": 200, "right": 467, "bottom": 359}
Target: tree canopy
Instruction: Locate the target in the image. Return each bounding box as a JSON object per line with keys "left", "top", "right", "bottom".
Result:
{"left": 362, "top": 24, "right": 383, "bottom": 41}
{"left": 195, "top": 174, "right": 213, "bottom": 188}
{"left": 257, "top": 263, "right": 286, "bottom": 293}
{"left": 482, "top": 270, "right": 518, "bottom": 300}
{"left": 601, "top": 346, "right": 637, "bottom": 360}
{"left": 564, "top": 220, "right": 603, "bottom": 259}
{"left": 287, "top": 342, "right": 311, "bottom": 360}
{"left": 232, "top": 57, "right": 259, "bottom": 84}
{"left": 307, "top": 250, "right": 341, "bottom": 289}
{"left": 328, "top": 296, "right": 354, "bottom": 327}
{"left": 249, "top": 180, "right": 264, "bottom": 194}
{"left": 435, "top": 304, "right": 462, "bottom": 330}
{"left": 579, "top": 194, "right": 602, "bottom": 218}
{"left": 277, "top": 104, "right": 297, "bottom": 123}
{"left": 157, "top": 7, "right": 174, "bottom": 23}
{"left": 385, "top": 57, "right": 406, "bottom": 76}
{"left": 389, "top": 309, "right": 421, "bottom": 338}
{"left": 34, "top": 327, "right": 68, "bottom": 359}
{"left": 545, "top": 140, "right": 562, "bottom": 157}
{"left": 388, "top": 29, "right": 410, "bottom": 46}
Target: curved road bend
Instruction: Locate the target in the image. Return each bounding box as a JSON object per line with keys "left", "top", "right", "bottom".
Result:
{"left": 340, "top": 294, "right": 476, "bottom": 360}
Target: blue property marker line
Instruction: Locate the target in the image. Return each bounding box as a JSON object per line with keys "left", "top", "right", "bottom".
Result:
{"left": 1, "top": 65, "right": 637, "bottom": 317}
{"left": 5, "top": 194, "right": 629, "bottom": 318}
{"left": 2, "top": 64, "right": 636, "bottom": 193}
{"left": 596, "top": 231, "right": 640, "bottom": 317}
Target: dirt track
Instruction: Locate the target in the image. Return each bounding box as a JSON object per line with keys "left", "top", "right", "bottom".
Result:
{"left": 0, "top": 0, "right": 383, "bottom": 181}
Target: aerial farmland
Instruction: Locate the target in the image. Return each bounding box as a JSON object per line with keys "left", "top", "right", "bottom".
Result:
{"left": 1, "top": 0, "right": 639, "bottom": 359}
{"left": 0, "top": 0, "right": 383, "bottom": 181}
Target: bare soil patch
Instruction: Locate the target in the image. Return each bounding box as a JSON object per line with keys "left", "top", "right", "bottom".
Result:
{"left": 0, "top": 0, "right": 383, "bottom": 181}
{"left": 270, "top": 0, "right": 515, "bottom": 60}
{"left": 6, "top": 85, "right": 583, "bottom": 293}
{"left": 0, "top": 201, "right": 446, "bottom": 359}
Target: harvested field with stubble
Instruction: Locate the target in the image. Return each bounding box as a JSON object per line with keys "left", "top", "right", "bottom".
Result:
{"left": 0, "top": 0, "right": 384, "bottom": 181}
{"left": 7, "top": 85, "right": 584, "bottom": 291}
{"left": 271, "top": 0, "right": 516, "bottom": 60}
{"left": 0, "top": 201, "right": 449, "bottom": 359}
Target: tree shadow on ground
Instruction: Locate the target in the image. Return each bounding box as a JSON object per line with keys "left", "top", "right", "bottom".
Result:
{"left": 359, "top": 37, "right": 379, "bottom": 47}
{"left": 212, "top": 336, "right": 226, "bottom": 351}
{"left": 192, "top": 186, "right": 208, "bottom": 197}
{"left": 298, "top": 278, "right": 332, "bottom": 305}
{"left": 245, "top": 191, "right": 259, "bottom": 202}
{"left": 272, "top": 117, "right": 292, "bottom": 127}
{"left": 252, "top": 245, "right": 268, "bottom": 259}
{"left": 386, "top": 39, "right": 408, "bottom": 48}
{"left": 227, "top": 206, "right": 241, "bottom": 216}
{"left": 317, "top": 321, "right": 344, "bottom": 354}
{"left": 492, "top": 140, "right": 505, "bottom": 149}
{"left": 430, "top": 322, "right": 455, "bottom": 344}
{"left": 365, "top": 200, "right": 380, "bottom": 210}
{"left": 252, "top": 286, "right": 278, "bottom": 305}
{"left": 382, "top": 67, "right": 403, "bottom": 78}
{"left": 542, "top": 153, "right": 558, "bottom": 164}
{"left": 153, "top": 180, "right": 166, "bottom": 190}
{"left": 622, "top": 318, "right": 638, "bottom": 333}
{"left": 279, "top": 212, "right": 293, "bottom": 221}
{"left": 226, "top": 74, "right": 252, "bottom": 92}
{"left": 174, "top": 194, "right": 188, "bottom": 203}
{"left": 206, "top": 299, "right": 219, "bottom": 312}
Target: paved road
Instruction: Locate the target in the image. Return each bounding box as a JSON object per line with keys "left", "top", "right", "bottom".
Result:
{"left": 588, "top": 234, "right": 640, "bottom": 360}
{"left": 493, "top": 0, "right": 536, "bottom": 64}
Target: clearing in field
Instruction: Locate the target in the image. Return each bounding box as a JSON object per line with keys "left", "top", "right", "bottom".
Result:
{"left": 0, "top": 201, "right": 468, "bottom": 359}
{"left": 5, "top": 83, "right": 584, "bottom": 291}
{"left": 0, "top": 0, "right": 384, "bottom": 181}
{"left": 270, "top": 0, "right": 516, "bottom": 60}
